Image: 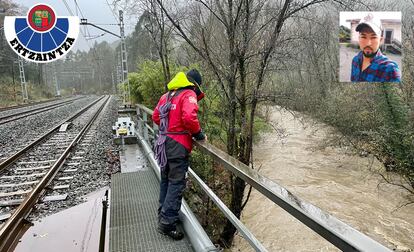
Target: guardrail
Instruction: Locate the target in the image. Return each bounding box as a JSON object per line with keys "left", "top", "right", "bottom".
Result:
{"left": 134, "top": 106, "right": 218, "bottom": 252}
{"left": 135, "top": 103, "right": 392, "bottom": 252}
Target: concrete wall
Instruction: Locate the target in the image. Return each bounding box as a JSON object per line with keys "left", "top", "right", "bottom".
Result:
{"left": 383, "top": 23, "right": 401, "bottom": 42}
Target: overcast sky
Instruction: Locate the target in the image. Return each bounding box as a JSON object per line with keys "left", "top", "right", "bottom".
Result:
{"left": 14, "top": 2, "right": 402, "bottom": 51}
{"left": 16, "top": 0, "right": 136, "bottom": 52}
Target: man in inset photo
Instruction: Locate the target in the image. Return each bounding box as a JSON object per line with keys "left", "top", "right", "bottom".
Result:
{"left": 351, "top": 13, "right": 401, "bottom": 82}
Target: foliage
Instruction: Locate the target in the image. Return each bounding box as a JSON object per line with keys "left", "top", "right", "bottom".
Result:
{"left": 276, "top": 80, "right": 414, "bottom": 197}
{"left": 0, "top": 76, "right": 18, "bottom": 106}
{"left": 128, "top": 60, "right": 165, "bottom": 107}
{"left": 265, "top": 0, "right": 414, "bottom": 202}
{"left": 125, "top": 11, "right": 159, "bottom": 69}
{"left": 339, "top": 25, "right": 351, "bottom": 42}
{"left": 0, "top": 79, "right": 53, "bottom": 107}
{"left": 186, "top": 151, "right": 233, "bottom": 243}
{"left": 128, "top": 60, "right": 199, "bottom": 108}
{"left": 373, "top": 85, "right": 413, "bottom": 188}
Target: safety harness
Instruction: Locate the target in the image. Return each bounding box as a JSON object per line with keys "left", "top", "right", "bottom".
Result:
{"left": 154, "top": 90, "right": 187, "bottom": 170}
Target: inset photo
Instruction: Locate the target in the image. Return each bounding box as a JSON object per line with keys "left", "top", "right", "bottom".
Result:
{"left": 339, "top": 12, "right": 401, "bottom": 82}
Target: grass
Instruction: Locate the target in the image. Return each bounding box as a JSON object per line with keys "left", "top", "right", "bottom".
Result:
{"left": 0, "top": 82, "right": 55, "bottom": 108}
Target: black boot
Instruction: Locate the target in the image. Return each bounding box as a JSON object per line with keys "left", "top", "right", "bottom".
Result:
{"left": 157, "top": 226, "right": 184, "bottom": 240}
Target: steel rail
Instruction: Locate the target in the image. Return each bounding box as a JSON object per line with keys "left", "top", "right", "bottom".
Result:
{"left": 0, "top": 101, "right": 71, "bottom": 125}
{"left": 0, "top": 97, "right": 83, "bottom": 123}
{"left": 0, "top": 95, "right": 111, "bottom": 252}
{"left": 0, "top": 96, "right": 105, "bottom": 172}
{"left": 0, "top": 98, "right": 60, "bottom": 112}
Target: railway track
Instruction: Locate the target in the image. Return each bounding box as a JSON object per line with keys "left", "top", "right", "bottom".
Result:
{"left": 0, "top": 95, "right": 111, "bottom": 252}
{"left": 0, "top": 98, "right": 60, "bottom": 113}
{"left": 0, "top": 97, "right": 83, "bottom": 125}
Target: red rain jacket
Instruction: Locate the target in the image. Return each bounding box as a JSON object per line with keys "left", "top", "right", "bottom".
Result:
{"left": 152, "top": 73, "right": 202, "bottom": 152}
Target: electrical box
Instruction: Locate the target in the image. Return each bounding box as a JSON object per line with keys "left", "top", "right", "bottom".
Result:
{"left": 112, "top": 117, "right": 137, "bottom": 144}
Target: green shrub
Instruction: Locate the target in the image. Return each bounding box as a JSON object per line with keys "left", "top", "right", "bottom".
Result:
{"left": 128, "top": 60, "right": 199, "bottom": 108}
{"left": 128, "top": 60, "right": 166, "bottom": 108}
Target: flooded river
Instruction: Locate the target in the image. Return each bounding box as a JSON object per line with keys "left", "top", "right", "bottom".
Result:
{"left": 232, "top": 106, "right": 414, "bottom": 251}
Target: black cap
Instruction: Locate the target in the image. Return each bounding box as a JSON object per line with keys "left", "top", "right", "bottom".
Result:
{"left": 186, "top": 69, "right": 202, "bottom": 86}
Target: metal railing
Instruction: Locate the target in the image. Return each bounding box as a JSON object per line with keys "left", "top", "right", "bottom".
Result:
{"left": 384, "top": 39, "right": 402, "bottom": 55}
{"left": 135, "top": 106, "right": 218, "bottom": 252}
{"left": 135, "top": 103, "right": 392, "bottom": 252}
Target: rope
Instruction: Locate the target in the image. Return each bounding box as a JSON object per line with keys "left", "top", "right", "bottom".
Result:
{"left": 154, "top": 92, "right": 174, "bottom": 170}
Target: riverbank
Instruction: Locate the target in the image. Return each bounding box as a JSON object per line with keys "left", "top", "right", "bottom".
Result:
{"left": 232, "top": 106, "right": 414, "bottom": 251}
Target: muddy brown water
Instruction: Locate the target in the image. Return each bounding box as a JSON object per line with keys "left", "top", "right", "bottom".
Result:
{"left": 232, "top": 106, "right": 414, "bottom": 252}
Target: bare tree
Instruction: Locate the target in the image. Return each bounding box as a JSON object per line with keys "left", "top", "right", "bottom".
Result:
{"left": 154, "top": 0, "right": 343, "bottom": 246}
{"left": 108, "top": 0, "right": 174, "bottom": 89}
{"left": 141, "top": 0, "right": 174, "bottom": 90}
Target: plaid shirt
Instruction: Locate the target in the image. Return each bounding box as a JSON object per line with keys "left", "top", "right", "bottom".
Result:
{"left": 351, "top": 50, "right": 401, "bottom": 82}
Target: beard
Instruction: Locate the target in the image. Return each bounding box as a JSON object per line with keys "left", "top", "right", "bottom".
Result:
{"left": 362, "top": 46, "right": 378, "bottom": 58}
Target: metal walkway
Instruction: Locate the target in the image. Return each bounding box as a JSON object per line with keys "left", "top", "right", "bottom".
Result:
{"left": 108, "top": 104, "right": 394, "bottom": 252}
{"left": 109, "top": 170, "right": 193, "bottom": 252}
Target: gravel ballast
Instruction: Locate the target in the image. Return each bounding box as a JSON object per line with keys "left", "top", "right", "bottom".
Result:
{"left": 28, "top": 96, "right": 121, "bottom": 220}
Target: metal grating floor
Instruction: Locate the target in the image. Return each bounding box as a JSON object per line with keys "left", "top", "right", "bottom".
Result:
{"left": 109, "top": 170, "right": 194, "bottom": 252}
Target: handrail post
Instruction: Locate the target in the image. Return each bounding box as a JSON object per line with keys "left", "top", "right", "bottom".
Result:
{"left": 153, "top": 123, "right": 159, "bottom": 137}
{"left": 143, "top": 111, "right": 149, "bottom": 141}
{"left": 136, "top": 107, "right": 143, "bottom": 135}
{"left": 152, "top": 123, "right": 159, "bottom": 148}
{"left": 99, "top": 190, "right": 109, "bottom": 252}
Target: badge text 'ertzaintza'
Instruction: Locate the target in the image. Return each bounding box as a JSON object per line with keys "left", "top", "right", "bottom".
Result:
{"left": 9, "top": 37, "right": 75, "bottom": 62}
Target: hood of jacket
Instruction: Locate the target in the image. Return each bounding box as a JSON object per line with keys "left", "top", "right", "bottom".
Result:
{"left": 167, "top": 72, "right": 195, "bottom": 91}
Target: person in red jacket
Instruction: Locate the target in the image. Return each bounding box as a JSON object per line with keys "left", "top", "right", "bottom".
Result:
{"left": 152, "top": 69, "right": 206, "bottom": 240}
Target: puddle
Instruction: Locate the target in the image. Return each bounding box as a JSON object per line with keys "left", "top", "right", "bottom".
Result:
{"left": 15, "top": 187, "right": 109, "bottom": 252}
{"left": 120, "top": 144, "right": 149, "bottom": 173}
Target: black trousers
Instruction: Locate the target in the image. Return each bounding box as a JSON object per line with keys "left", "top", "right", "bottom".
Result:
{"left": 158, "top": 137, "right": 189, "bottom": 230}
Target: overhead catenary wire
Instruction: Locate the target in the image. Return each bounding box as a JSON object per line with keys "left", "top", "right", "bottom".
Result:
{"left": 61, "top": 0, "right": 103, "bottom": 86}
{"left": 62, "top": 0, "right": 125, "bottom": 93}
{"left": 62, "top": 0, "right": 74, "bottom": 16}
{"left": 72, "top": 0, "right": 92, "bottom": 38}
{"left": 62, "top": 0, "right": 91, "bottom": 50}
{"left": 85, "top": 33, "right": 106, "bottom": 40}
{"left": 74, "top": 0, "right": 78, "bottom": 17}
{"left": 73, "top": 0, "right": 90, "bottom": 27}
{"left": 93, "top": 23, "right": 119, "bottom": 26}
{"left": 73, "top": 0, "right": 88, "bottom": 24}
{"left": 105, "top": 0, "right": 120, "bottom": 23}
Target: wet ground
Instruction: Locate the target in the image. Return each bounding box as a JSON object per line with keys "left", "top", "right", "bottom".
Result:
{"left": 232, "top": 106, "right": 414, "bottom": 252}
{"left": 15, "top": 188, "right": 109, "bottom": 252}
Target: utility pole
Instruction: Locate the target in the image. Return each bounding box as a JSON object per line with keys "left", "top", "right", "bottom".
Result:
{"left": 94, "top": 57, "right": 104, "bottom": 94}
{"left": 42, "top": 64, "right": 47, "bottom": 88}
{"left": 119, "top": 10, "right": 130, "bottom": 105}
{"left": 18, "top": 58, "right": 28, "bottom": 101}
{"left": 117, "top": 52, "right": 122, "bottom": 88}
{"left": 53, "top": 63, "right": 60, "bottom": 96}
{"left": 111, "top": 72, "right": 115, "bottom": 94}
{"left": 80, "top": 15, "right": 130, "bottom": 102}
{"left": 71, "top": 59, "right": 76, "bottom": 91}
{"left": 78, "top": 69, "right": 83, "bottom": 93}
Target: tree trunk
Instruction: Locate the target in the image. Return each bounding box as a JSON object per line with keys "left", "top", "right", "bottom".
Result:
{"left": 219, "top": 176, "right": 246, "bottom": 247}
